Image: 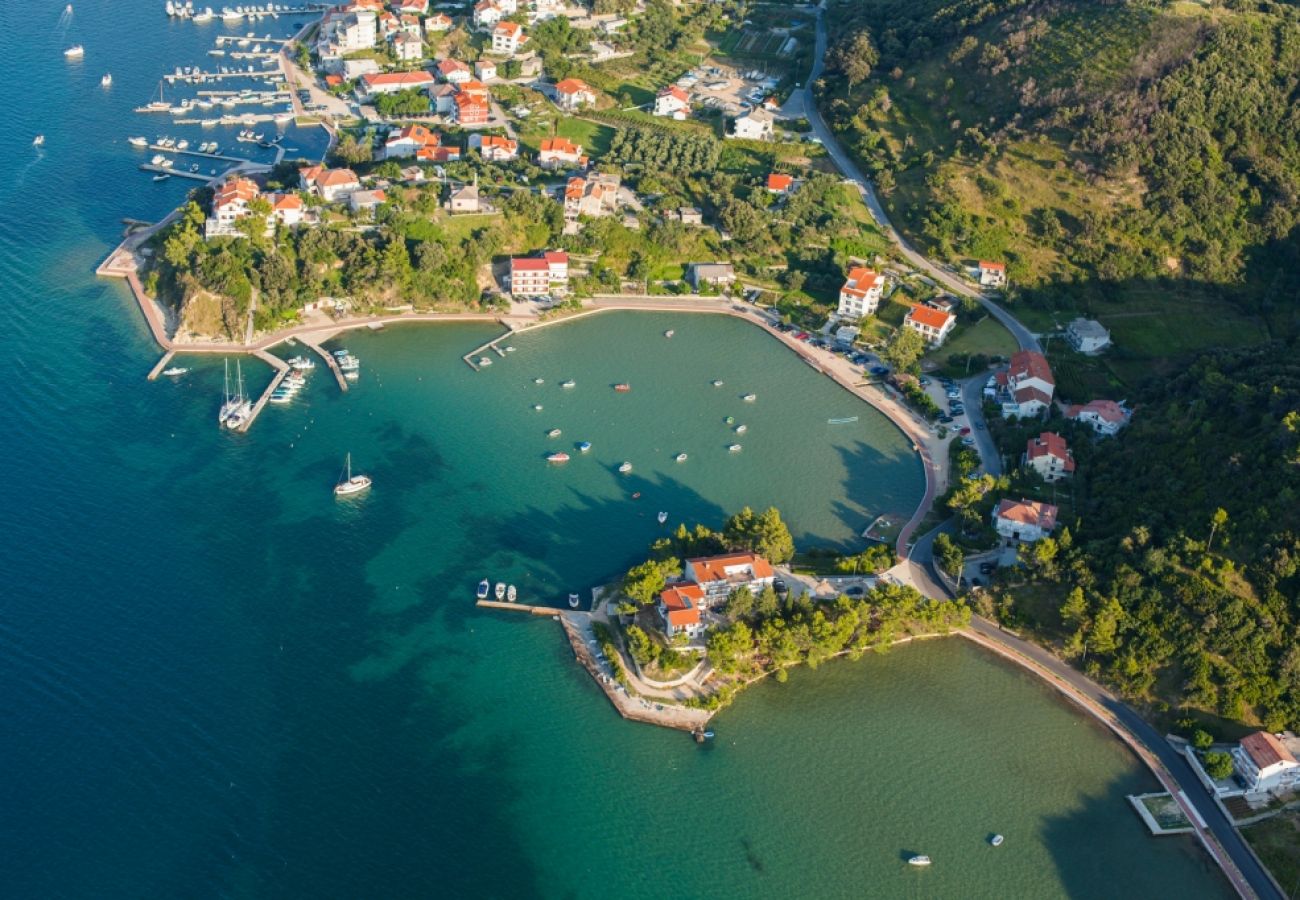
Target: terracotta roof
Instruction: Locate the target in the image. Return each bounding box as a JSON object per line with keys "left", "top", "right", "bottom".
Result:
{"left": 511, "top": 256, "right": 549, "bottom": 272}
{"left": 660, "top": 583, "right": 703, "bottom": 627}
{"left": 1026, "top": 432, "right": 1075, "bottom": 471}
{"left": 766, "top": 173, "right": 794, "bottom": 192}
{"left": 437, "top": 58, "right": 470, "bottom": 75}
{"left": 555, "top": 78, "right": 592, "bottom": 96}
{"left": 995, "top": 498, "right": 1058, "bottom": 531}
{"left": 906, "top": 304, "right": 954, "bottom": 330}
{"left": 427, "top": 13, "right": 452, "bottom": 24}
{"left": 453, "top": 92, "right": 489, "bottom": 114}
{"left": 324, "top": 74, "right": 343, "bottom": 86}
{"left": 1241, "top": 731, "right": 1298, "bottom": 769}
{"left": 1067, "top": 399, "right": 1127, "bottom": 424}
{"left": 476, "top": 134, "right": 516, "bottom": 152}
{"left": 213, "top": 176, "right": 259, "bottom": 207}
{"left": 390, "top": 124, "right": 437, "bottom": 146}
{"left": 540, "top": 137, "right": 581, "bottom": 154}
{"left": 842, "top": 266, "right": 883, "bottom": 295}
{"left": 416, "top": 145, "right": 460, "bottom": 161}
{"left": 493, "top": 20, "right": 522, "bottom": 36}
{"left": 458, "top": 79, "right": 489, "bottom": 95}
{"left": 659, "top": 84, "right": 689, "bottom": 102}
{"left": 686, "top": 553, "right": 774, "bottom": 583}
{"left": 1008, "top": 350, "right": 1054, "bottom": 387}
{"left": 1013, "top": 385, "right": 1053, "bottom": 407}
{"left": 299, "top": 164, "right": 325, "bottom": 184}
{"left": 979, "top": 260, "right": 1006, "bottom": 271}
{"left": 361, "top": 70, "right": 434, "bottom": 88}
{"left": 270, "top": 192, "right": 303, "bottom": 210}
{"left": 543, "top": 250, "right": 568, "bottom": 265}
{"left": 318, "top": 168, "right": 359, "bottom": 187}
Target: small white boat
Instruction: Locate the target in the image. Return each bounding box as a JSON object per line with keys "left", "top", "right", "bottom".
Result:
{"left": 568, "top": 593, "right": 580, "bottom": 609}
{"left": 534, "top": 377, "right": 544, "bottom": 384}
{"left": 504, "top": 346, "right": 516, "bottom": 353}
{"left": 735, "top": 424, "right": 747, "bottom": 434}
{"left": 152, "top": 174, "right": 170, "bottom": 182}
{"left": 128, "top": 136, "right": 148, "bottom": 147}
{"left": 674, "top": 453, "right": 687, "bottom": 463}
{"left": 333, "top": 453, "right": 371, "bottom": 497}
{"left": 657, "top": 511, "right": 667, "bottom": 524}
{"left": 728, "top": 444, "right": 742, "bottom": 452}
{"left": 478, "top": 356, "right": 492, "bottom": 367}
{"left": 664, "top": 329, "right": 674, "bottom": 338}
{"left": 532, "top": 404, "right": 543, "bottom": 411}
{"left": 63, "top": 45, "right": 84, "bottom": 58}
{"left": 32, "top": 134, "right": 44, "bottom": 147}
{"left": 162, "top": 367, "right": 189, "bottom": 376}
{"left": 908, "top": 856, "right": 931, "bottom": 867}
{"left": 712, "top": 379, "right": 723, "bottom": 387}
{"left": 101, "top": 73, "right": 112, "bottom": 87}
{"left": 990, "top": 834, "right": 1004, "bottom": 847}
{"left": 547, "top": 452, "right": 570, "bottom": 463}
{"left": 743, "top": 393, "right": 757, "bottom": 402}
{"left": 577, "top": 441, "right": 591, "bottom": 453}
{"left": 176, "top": 139, "right": 189, "bottom": 150}
{"left": 288, "top": 356, "right": 314, "bottom": 370}
{"left": 507, "top": 585, "right": 517, "bottom": 602}
{"left": 618, "top": 461, "right": 632, "bottom": 473}
{"left": 476, "top": 579, "right": 490, "bottom": 600}
{"left": 560, "top": 380, "right": 575, "bottom": 389}
{"left": 547, "top": 428, "right": 562, "bottom": 438}
{"left": 494, "top": 582, "right": 506, "bottom": 600}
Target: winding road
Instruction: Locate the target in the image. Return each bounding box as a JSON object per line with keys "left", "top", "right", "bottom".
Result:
{"left": 798, "top": 7, "right": 1281, "bottom": 898}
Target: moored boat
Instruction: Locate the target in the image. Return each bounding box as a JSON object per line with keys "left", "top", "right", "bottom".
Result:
{"left": 162, "top": 366, "right": 189, "bottom": 376}
{"left": 577, "top": 441, "right": 591, "bottom": 453}
{"left": 477, "top": 356, "right": 492, "bottom": 367}
{"left": 712, "top": 379, "right": 723, "bottom": 387}
{"left": 613, "top": 383, "right": 631, "bottom": 392}
{"left": 101, "top": 73, "right": 112, "bottom": 87}
{"left": 547, "top": 452, "right": 570, "bottom": 463}
{"left": 533, "top": 404, "right": 543, "bottom": 411}
{"left": 674, "top": 452, "right": 687, "bottom": 463}
{"left": 735, "top": 424, "right": 747, "bottom": 433}
{"left": 32, "top": 134, "right": 45, "bottom": 147}
{"left": 64, "top": 45, "right": 84, "bottom": 58}
{"left": 728, "top": 443, "right": 742, "bottom": 452}
{"left": 128, "top": 135, "right": 148, "bottom": 147}
{"left": 990, "top": 834, "right": 1004, "bottom": 847}
{"left": 333, "top": 453, "right": 371, "bottom": 496}
{"left": 664, "top": 329, "right": 674, "bottom": 337}
{"left": 547, "top": 428, "right": 562, "bottom": 438}
{"left": 507, "top": 584, "right": 517, "bottom": 602}
{"left": 568, "top": 593, "right": 580, "bottom": 608}
{"left": 743, "top": 393, "right": 757, "bottom": 402}
{"left": 657, "top": 511, "right": 667, "bottom": 524}
{"left": 618, "top": 461, "right": 632, "bottom": 473}
{"left": 494, "top": 582, "right": 506, "bottom": 600}
{"left": 534, "top": 377, "right": 544, "bottom": 384}
{"left": 560, "top": 380, "right": 575, "bottom": 389}
{"left": 908, "top": 856, "right": 931, "bottom": 867}
{"left": 476, "top": 579, "right": 490, "bottom": 600}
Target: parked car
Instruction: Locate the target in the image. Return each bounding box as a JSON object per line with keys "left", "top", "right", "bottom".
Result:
{"left": 959, "top": 426, "right": 971, "bottom": 435}
{"left": 773, "top": 578, "right": 788, "bottom": 595}
{"left": 938, "top": 414, "right": 953, "bottom": 423}
{"left": 845, "top": 585, "right": 865, "bottom": 597}
{"left": 975, "top": 421, "right": 985, "bottom": 430}
{"left": 979, "top": 561, "right": 997, "bottom": 574}
{"left": 870, "top": 365, "right": 890, "bottom": 376}
{"left": 961, "top": 436, "right": 976, "bottom": 446}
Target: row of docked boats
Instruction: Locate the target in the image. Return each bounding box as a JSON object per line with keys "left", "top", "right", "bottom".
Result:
{"left": 166, "top": 2, "right": 298, "bottom": 21}
{"left": 268, "top": 368, "right": 309, "bottom": 404}
{"left": 332, "top": 349, "right": 361, "bottom": 380}
{"left": 477, "top": 580, "right": 518, "bottom": 604}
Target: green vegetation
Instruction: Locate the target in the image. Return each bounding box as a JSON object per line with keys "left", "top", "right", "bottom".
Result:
{"left": 374, "top": 89, "right": 431, "bottom": 118}
{"left": 1204, "top": 750, "right": 1235, "bottom": 781}
{"left": 1242, "top": 811, "right": 1300, "bottom": 893}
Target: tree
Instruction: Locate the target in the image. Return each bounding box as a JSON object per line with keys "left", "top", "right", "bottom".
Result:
{"left": 880, "top": 326, "right": 924, "bottom": 373}
{"left": 836, "top": 31, "right": 879, "bottom": 90}
{"left": 623, "top": 558, "right": 679, "bottom": 606}
{"left": 933, "top": 533, "right": 964, "bottom": 579}
{"left": 1191, "top": 728, "right": 1214, "bottom": 751}
{"left": 723, "top": 506, "right": 794, "bottom": 563}
{"left": 625, "top": 625, "right": 658, "bottom": 667}
{"left": 333, "top": 132, "right": 372, "bottom": 166}
{"left": 706, "top": 621, "right": 753, "bottom": 673}
{"left": 1204, "top": 750, "right": 1234, "bottom": 780}
{"left": 1207, "top": 507, "right": 1228, "bottom": 552}
{"left": 1059, "top": 587, "right": 1088, "bottom": 628}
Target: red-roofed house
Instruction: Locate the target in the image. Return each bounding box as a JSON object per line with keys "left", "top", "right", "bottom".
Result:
{"left": 1233, "top": 732, "right": 1300, "bottom": 793}
{"left": 658, "top": 583, "right": 705, "bottom": 638}
{"left": 1066, "top": 399, "right": 1129, "bottom": 436}
{"left": 425, "top": 12, "right": 453, "bottom": 33}
{"left": 538, "top": 136, "right": 586, "bottom": 170}
{"left": 468, "top": 133, "right": 518, "bottom": 161}
{"left": 993, "top": 499, "right": 1058, "bottom": 543}
{"left": 684, "top": 553, "right": 776, "bottom": 605}
{"left": 1025, "top": 432, "right": 1075, "bottom": 482}
{"left": 491, "top": 21, "right": 527, "bottom": 55}
{"left": 554, "top": 78, "right": 596, "bottom": 111}
{"left": 310, "top": 167, "right": 361, "bottom": 203}
{"left": 998, "top": 349, "right": 1055, "bottom": 419}
{"left": 268, "top": 192, "right": 304, "bottom": 228}
{"left": 472, "top": 0, "right": 503, "bottom": 28}
{"left": 416, "top": 143, "right": 461, "bottom": 162}
{"left": 837, "top": 266, "right": 884, "bottom": 319}
{"left": 348, "top": 188, "right": 387, "bottom": 213}
{"left": 436, "top": 58, "right": 472, "bottom": 84}
{"left": 904, "top": 304, "right": 957, "bottom": 346}
{"left": 206, "top": 176, "right": 261, "bottom": 238}
{"left": 977, "top": 260, "right": 1007, "bottom": 287}
{"left": 654, "top": 84, "right": 691, "bottom": 119}
{"left": 452, "top": 89, "right": 491, "bottom": 125}
{"left": 508, "top": 250, "right": 569, "bottom": 296}
{"left": 394, "top": 0, "right": 428, "bottom": 13}
{"left": 474, "top": 59, "right": 498, "bottom": 81}
{"left": 383, "top": 123, "right": 439, "bottom": 159}
{"left": 766, "top": 172, "right": 794, "bottom": 194}
{"left": 359, "top": 70, "right": 434, "bottom": 100}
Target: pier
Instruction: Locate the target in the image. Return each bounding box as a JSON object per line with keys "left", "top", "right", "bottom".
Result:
{"left": 147, "top": 351, "right": 177, "bottom": 381}
{"left": 475, "top": 599, "right": 558, "bottom": 617}
{"left": 461, "top": 327, "right": 513, "bottom": 370}
{"left": 236, "top": 350, "right": 291, "bottom": 433}
{"left": 139, "top": 164, "right": 215, "bottom": 182}
{"left": 299, "top": 334, "right": 348, "bottom": 391}
{"left": 146, "top": 144, "right": 258, "bottom": 164}
{"left": 164, "top": 70, "right": 281, "bottom": 84}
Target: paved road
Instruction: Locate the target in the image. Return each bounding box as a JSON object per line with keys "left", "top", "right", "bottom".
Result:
{"left": 801, "top": 6, "right": 1040, "bottom": 353}
{"left": 960, "top": 373, "right": 1002, "bottom": 475}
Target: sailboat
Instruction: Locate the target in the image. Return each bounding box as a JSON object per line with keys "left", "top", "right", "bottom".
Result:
{"left": 218, "top": 359, "right": 239, "bottom": 425}
{"left": 333, "top": 453, "right": 372, "bottom": 497}
{"left": 222, "top": 360, "right": 252, "bottom": 429}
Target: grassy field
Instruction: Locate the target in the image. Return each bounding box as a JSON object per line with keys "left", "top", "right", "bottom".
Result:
{"left": 1242, "top": 811, "right": 1300, "bottom": 894}
{"left": 927, "top": 316, "right": 1019, "bottom": 372}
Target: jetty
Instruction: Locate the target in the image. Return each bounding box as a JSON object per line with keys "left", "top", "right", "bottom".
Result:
{"left": 163, "top": 70, "right": 281, "bottom": 84}
{"left": 139, "top": 164, "right": 215, "bottom": 182}
{"left": 147, "top": 351, "right": 177, "bottom": 381}
{"left": 475, "top": 599, "right": 556, "bottom": 617}
{"left": 462, "top": 329, "right": 513, "bottom": 370}
{"left": 146, "top": 144, "right": 255, "bottom": 164}
{"left": 235, "top": 350, "right": 291, "bottom": 432}
{"left": 299, "top": 334, "right": 348, "bottom": 391}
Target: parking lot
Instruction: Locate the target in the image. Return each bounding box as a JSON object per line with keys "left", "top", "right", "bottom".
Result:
{"left": 675, "top": 65, "right": 780, "bottom": 117}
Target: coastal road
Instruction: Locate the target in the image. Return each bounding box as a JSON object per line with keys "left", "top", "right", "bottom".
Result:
{"left": 801, "top": 5, "right": 1040, "bottom": 353}
{"left": 968, "top": 618, "right": 1281, "bottom": 900}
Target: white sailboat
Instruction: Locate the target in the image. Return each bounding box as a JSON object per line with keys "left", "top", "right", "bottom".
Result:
{"left": 222, "top": 360, "right": 252, "bottom": 429}
{"left": 333, "top": 453, "right": 372, "bottom": 497}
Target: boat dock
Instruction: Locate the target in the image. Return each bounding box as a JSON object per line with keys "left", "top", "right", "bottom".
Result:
{"left": 475, "top": 599, "right": 558, "bottom": 617}
{"left": 214, "top": 35, "right": 292, "bottom": 46}
{"left": 462, "top": 328, "right": 512, "bottom": 370}
{"left": 164, "top": 70, "right": 281, "bottom": 84}
{"left": 235, "top": 350, "right": 290, "bottom": 433}
{"left": 299, "top": 334, "right": 348, "bottom": 391}
{"left": 139, "top": 164, "right": 215, "bottom": 182}
{"left": 147, "top": 351, "right": 177, "bottom": 381}
{"left": 146, "top": 144, "right": 256, "bottom": 164}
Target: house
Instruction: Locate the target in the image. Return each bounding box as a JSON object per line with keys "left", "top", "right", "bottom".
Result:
{"left": 601, "top": 16, "right": 628, "bottom": 34}
{"left": 658, "top": 583, "right": 705, "bottom": 638}
{"left": 436, "top": 58, "right": 472, "bottom": 84}
{"left": 1025, "top": 432, "right": 1075, "bottom": 482}
{"left": 474, "top": 58, "right": 498, "bottom": 81}
{"left": 1232, "top": 732, "right": 1300, "bottom": 794}
{"left": 904, "top": 304, "right": 957, "bottom": 346}
{"left": 377, "top": 10, "right": 400, "bottom": 38}
{"left": 993, "top": 498, "right": 1058, "bottom": 543}
{"left": 653, "top": 84, "right": 691, "bottom": 119}
{"left": 678, "top": 206, "right": 703, "bottom": 226}
{"left": 766, "top": 172, "right": 794, "bottom": 194}
{"left": 977, "top": 260, "right": 1007, "bottom": 287}
{"left": 472, "top": 0, "right": 503, "bottom": 28}
{"left": 685, "top": 263, "right": 736, "bottom": 290}
{"left": 1066, "top": 399, "right": 1130, "bottom": 436}
{"left": 316, "top": 8, "right": 377, "bottom": 56}
{"left": 358, "top": 70, "right": 434, "bottom": 100}
{"left": 732, "top": 108, "right": 775, "bottom": 141}
{"left": 997, "top": 349, "right": 1055, "bottom": 419}
{"left": 451, "top": 89, "right": 491, "bottom": 125}
{"left": 553, "top": 77, "right": 596, "bottom": 110}
{"left": 429, "top": 83, "right": 458, "bottom": 115}
{"left": 393, "top": 0, "right": 428, "bottom": 14}
{"left": 519, "top": 56, "right": 543, "bottom": 79}
{"left": 1066, "top": 318, "right": 1111, "bottom": 355}
{"left": 205, "top": 176, "right": 261, "bottom": 238}
{"left": 398, "top": 13, "right": 423, "bottom": 37}
{"left": 416, "top": 143, "right": 461, "bottom": 162}
{"left": 341, "top": 58, "right": 381, "bottom": 81}
{"left": 683, "top": 553, "right": 775, "bottom": 606}
{"left": 302, "top": 167, "right": 360, "bottom": 203}
{"left": 391, "top": 31, "right": 424, "bottom": 61}
{"left": 448, "top": 181, "right": 480, "bottom": 212}
{"left": 468, "top": 133, "right": 518, "bottom": 161}
{"left": 383, "top": 123, "right": 439, "bottom": 159}
{"left": 563, "top": 174, "right": 620, "bottom": 231}
{"left": 267, "top": 192, "right": 304, "bottom": 228}
{"left": 491, "top": 21, "right": 528, "bottom": 55}
{"left": 538, "top": 136, "right": 586, "bottom": 170}
{"left": 836, "top": 266, "right": 884, "bottom": 319}
{"left": 508, "top": 250, "right": 569, "bottom": 296}
{"left": 399, "top": 165, "right": 426, "bottom": 183}
{"left": 348, "top": 188, "right": 387, "bottom": 213}
{"left": 425, "top": 12, "right": 453, "bottom": 32}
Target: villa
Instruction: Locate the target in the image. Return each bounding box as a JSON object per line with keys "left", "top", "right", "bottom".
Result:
{"left": 766, "top": 172, "right": 794, "bottom": 194}
{"left": 382, "top": 124, "right": 439, "bottom": 159}
{"left": 436, "top": 58, "right": 472, "bottom": 84}
{"left": 205, "top": 176, "right": 261, "bottom": 239}
{"left": 554, "top": 78, "right": 597, "bottom": 110}
{"left": 563, "top": 173, "right": 620, "bottom": 231}
{"left": 836, "top": 266, "right": 884, "bottom": 319}
{"left": 348, "top": 188, "right": 387, "bottom": 214}
{"left": 996, "top": 350, "right": 1055, "bottom": 419}
{"left": 472, "top": 0, "right": 503, "bottom": 28}
{"left": 684, "top": 263, "right": 736, "bottom": 290}
{"left": 491, "top": 21, "right": 528, "bottom": 55}
{"left": 538, "top": 136, "right": 587, "bottom": 170}
{"left": 316, "top": 8, "right": 377, "bottom": 58}
{"left": 977, "top": 260, "right": 1007, "bottom": 287}
{"left": 1232, "top": 732, "right": 1300, "bottom": 794}
{"left": 904, "top": 304, "right": 956, "bottom": 346}
{"left": 1066, "top": 318, "right": 1112, "bottom": 354}
{"left": 391, "top": 31, "right": 423, "bottom": 62}
{"left": 1066, "top": 399, "right": 1130, "bottom": 436}
{"left": 732, "top": 108, "right": 775, "bottom": 141}
{"left": 448, "top": 181, "right": 480, "bottom": 213}
{"left": 452, "top": 89, "right": 491, "bottom": 126}
{"left": 299, "top": 166, "right": 361, "bottom": 203}
{"left": 683, "top": 553, "right": 775, "bottom": 605}
{"left": 1025, "top": 432, "right": 1075, "bottom": 482}
{"left": 508, "top": 250, "right": 569, "bottom": 296}
{"left": 358, "top": 70, "right": 434, "bottom": 100}
{"left": 992, "top": 498, "right": 1058, "bottom": 543}
{"left": 654, "top": 84, "right": 691, "bottom": 120}
{"left": 424, "top": 12, "right": 452, "bottom": 32}
{"left": 657, "top": 583, "right": 705, "bottom": 639}
{"left": 469, "top": 133, "right": 518, "bottom": 161}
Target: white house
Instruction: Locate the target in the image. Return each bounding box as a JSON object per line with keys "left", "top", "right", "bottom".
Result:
{"left": 342, "top": 58, "right": 381, "bottom": 81}
{"left": 1025, "top": 432, "right": 1075, "bottom": 482}
{"left": 732, "top": 108, "right": 775, "bottom": 141}
{"left": 683, "top": 553, "right": 775, "bottom": 606}
{"left": 205, "top": 176, "right": 261, "bottom": 238}
{"left": 993, "top": 499, "right": 1058, "bottom": 543}
{"left": 684, "top": 263, "right": 736, "bottom": 291}
{"left": 348, "top": 188, "right": 387, "bottom": 213}
{"left": 491, "top": 21, "right": 527, "bottom": 55}
{"left": 1233, "top": 732, "right": 1300, "bottom": 794}
{"left": 658, "top": 583, "right": 705, "bottom": 638}
{"left": 317, "top": 9, "right": 377, "bottom": 56}
{"left": 358, "top": 70, "right": 435, "bottom": 100}
{"left": 977, "top": 260, "right": 1007, "bottom": 287}
{"left": 836, "top": 266, "right": 884, "bottom": 319}
{"left": 1066, "top": 318, "right": 1111, "bottom": 354}
{"left": 391, "top": 31, "right": 424, "bottom": 61}
{"left": 554, "top": 78, "right": 596, "bottom": 110}
{"left": 268, "top": 192, "right": 304, "bottom": 228}
{"left": 654, "top": 84, "right": 691, "bottom": 119}
{"left": 1066, "top": 399, "right": 1130, "bottom": 436}
{"left": 474, "top": 58, "right": 498, "bottom": 81}
{"left": 538, "top": 136, "right": 586, "bottom": 169}
{"left": 904, "top": 304, "right": 957, "bottom": 346}
{"left": 508, "top": 250, "right": 569, "bottom": 296}
{"left": 997, "top": 349, "right": 1055, "bottom": 419}
{"left": 425, "top": 12, "right": 453, "bottom": 33}
{"left": 436, "top": 58, "right": 472, "bottom": 84}
{"left": 383, "top": 124, "right": 439, "bottom": 159}
{"left": 468, "top": 133, "right": 518, "bottom": 161}
{"left": 301, "top": 166, "right": 361, "bottom": 203}
{"left": 472, "top": 0, "right": 503, "bottom": 28}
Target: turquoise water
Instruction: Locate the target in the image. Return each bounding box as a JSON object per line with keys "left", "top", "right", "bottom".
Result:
{"left": 0, "top": 4, "right": 1229, "bottom": 897}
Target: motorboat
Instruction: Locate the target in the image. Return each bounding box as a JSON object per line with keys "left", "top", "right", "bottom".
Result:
{"left": 288, "top": 356, "right": 314, "bottom": 370}
{"left": 547, "top": 452, "right": 570, "bottom": 463}
{"left": 128, "top": 136, "right": 148, "bottom": 147}
{"left": 477, "top": 356, "right": 492, "bottom": 367}
{"left": 64, "top": 45, "right": 84, "bottom": 58}
{"left": 547, "top": 428, "right": 562, "bottom": 438}
{"left": 657, "top": 511, "right": 667, "bottom": 524}
{"left": 728, "top": 444, "right": 742, "bottom": 452}
{"left": 674, "top": 453, "right": 687, "bottom": 463}
{"left": 153, "top": 174, "right": 170, "bottom": 182}
{"left": 532, "top": 404, "right": 543, "bottom": 411}
{"left": 990, "top": 834, "right": 1004, "bottom": 847}
{"left": 735, "top": 424, "right": 747, "bottom": 433}
{"left": 476, "top": 579, "right": 490, "bottom": 600}
{"left": 534, "top": 378, "right": 544, "bottom": 384}
{"left": 577, "top": 442, "right": 591, "bottom": 453}
{"left": 828, "top": 416, "right": 858, "bottom": 424}
{"left": 504, "top": 346, "right": 516, "bottom": 353}
{"left": 560, "top": 380, "right": 575, "bottom": 389}
{"left": 333, "top": 453, "right": 372, "bottom": 496}
{"left": 743, "top": 393, "right": 757, "bottom": 402}
{"left": 101, "top": 73, "right": 112, "bottom": 87}
{"left": 162, "top": 367, "right": 189, "bottom": 376}
{"left": 618, "top": 461, "right": 632, "bottom": 473}
{"left": 908, "top": 856, "right": 931, "bottom": 867}
{"left": 664, "top": 329, "right": 674, "bottom": 337}
{"left": 614, "top": 383, "right": 631, "bottom": 392}
{"left": 568, "top": 593, "right": 580, "bottom": 609}
{"left": 494, "top": 582, "right": 506, "bottom": 600}
{"left": 32, "top": 135, "right": 44, "bottom": 147}
{"left": 506, "top": 585, "right": 517, "bottom": 603}
{"left": 725, "top": 416, "right": 735, "bottom": 425}
{"left": 176, "top": 139, "right": 189, "bottom": 150}
{"left": 712, "top": 379, "right": 723, "bottom": 387}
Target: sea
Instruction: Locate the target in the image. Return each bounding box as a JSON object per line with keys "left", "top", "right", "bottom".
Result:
{"left": 0, "top": 3, "right": 1230, "bottom": 897}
